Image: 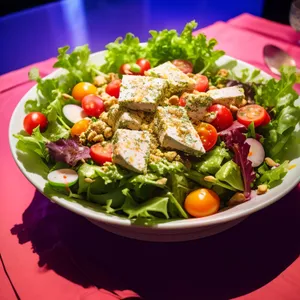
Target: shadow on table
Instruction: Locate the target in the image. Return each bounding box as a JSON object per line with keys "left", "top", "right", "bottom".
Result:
{"left": 11, "top": 187, "right": 300, "bottom": 300}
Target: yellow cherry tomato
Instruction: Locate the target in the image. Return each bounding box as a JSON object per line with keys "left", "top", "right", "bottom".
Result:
{"left": 71, "top": 119, "right": 90, "bottom": 137}
{"left": 184, "top": 188, "right": 220, "bottom": 218}
{"left": 72, "top": 82, "right": 97, "bottom": 101}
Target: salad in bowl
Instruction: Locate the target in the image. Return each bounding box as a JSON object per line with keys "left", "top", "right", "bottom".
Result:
{"left": 11, "top": 21, "right": 300, "bottom": 228}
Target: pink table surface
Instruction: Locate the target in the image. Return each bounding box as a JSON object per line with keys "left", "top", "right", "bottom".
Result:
{"left": 1, "top": 13, "right": 300, "bottom": 300}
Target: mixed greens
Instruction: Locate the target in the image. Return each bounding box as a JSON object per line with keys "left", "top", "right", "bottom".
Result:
{"left": 13, "top": 21, "right": 300, "bottom": 224}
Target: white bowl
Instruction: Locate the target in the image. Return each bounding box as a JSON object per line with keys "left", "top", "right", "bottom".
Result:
{"left": 9, "top": 51, "right": 300, "bottom": 242}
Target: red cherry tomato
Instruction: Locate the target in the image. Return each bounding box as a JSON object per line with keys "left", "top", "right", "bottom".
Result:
{"left": 195, "top": 75, "right": 209, "bottom": 92}
{"left": 179, "top": 95, "right": 186, "bottom": 107}
{"left": 136, "top": 58, "right": 151, "bottom": 75}
{"left": 120, "top": 63, "right": 133, "bottom": 75}
{"left": 207, "top": 104, "right": 234, "bottom": 132}
{"left": 72, "top": 82, "right": 97, "bottom": 101}
{"left": 106, "top": 79, "right": 121, "bottom": 98}
{"left": 90, "top": 143, "right": 113, "bottom": 165}
{"left": 171, "top": 59, "right": 193, "bottom": 74}
{"left": 196, "top": 122, "right": 218, "bottom": 151}
{"left": 81, "top": 95, "right": 105, "bottom": 117}
{"left": 261, "top": 110, "right": 271, "bottom": 126}
{"left": 237, "top": 104, "right": 266, "bottom": 127}
{"left": 23, "top": 112, "right": 48, "bottom": 135}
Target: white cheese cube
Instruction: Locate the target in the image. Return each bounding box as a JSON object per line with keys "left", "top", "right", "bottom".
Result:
{"left": 145, "top": 61, "right": 195, "bottom": 96}
{"left": 207, "top": 86, "right": 245, "bottom": 107}
{"left": 154, "top": 106, "right": 205, "bottom": 157}
{"left": 183, "top": 92, "right": 213, "bottom": 123}
{"left": 112, "top": 129, "right": 151, "bottom": 173}
{"left": 118, "top": 75, "right": 167, "bottom": 112}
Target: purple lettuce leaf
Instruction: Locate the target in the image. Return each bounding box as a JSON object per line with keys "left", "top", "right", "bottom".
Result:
{"left": 222, "top": 129, "right": 256, "bottom": 200}
{"left": 218, "top": 120, "right": 247, "bottom": 137}
{"left": 46, "top": 139, "right": 90, "bottom": 167}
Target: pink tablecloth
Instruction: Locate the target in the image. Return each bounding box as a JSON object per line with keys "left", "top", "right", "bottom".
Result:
{"left": 1, "top": 13, "right": 300, "bottom": 300}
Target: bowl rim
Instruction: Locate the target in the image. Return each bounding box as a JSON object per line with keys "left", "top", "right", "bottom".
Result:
{"left": 8, "top": 51, "right": 300, "bottom": 230}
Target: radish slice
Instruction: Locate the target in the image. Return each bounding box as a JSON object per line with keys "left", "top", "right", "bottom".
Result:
{"left": 62, "top": 104, "right": 87, "bottom": 125}
{"left": 245, "top": 138, "right": 265, "bottom": 167}
{"left": 47, "top": 169, "right": 78, "bottom": 187}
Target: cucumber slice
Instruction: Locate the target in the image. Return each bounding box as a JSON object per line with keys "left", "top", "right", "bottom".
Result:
{"left": 48, "top": 169, "right": 78, "bottom": 187}
{"left": 62, "top": 104, "right": 87, "bottom": 125}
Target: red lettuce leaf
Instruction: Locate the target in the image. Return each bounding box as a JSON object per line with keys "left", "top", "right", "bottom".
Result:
{"left": 222, "top": 129, "right": 256, "bottom": 200}
{"left": 46, "top": 139, "right": 90, "bottom": 167}
{"left": 218, "top": 120, "right": 247, "bottom": 137}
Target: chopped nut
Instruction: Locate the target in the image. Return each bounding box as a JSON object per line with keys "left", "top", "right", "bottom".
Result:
{"left": 208, "top": 86, "right": 217, "bottom": 90}
{"left": 150, "top": 154, "right": 162, "bottom": 163}
{"left": 228, "top": 192, "right": 246, "bottom": 207}
{"left": 164, "top": 151, "right": 178, "bottom": 162}
{"left": 204, "top": 176, "right": 217, "bottom": 183}
{"left": 93, "top": 75, "right": 108, "bottom": 87}
{"left": 90, "top": 120, "right": 107, "bottom": 133}
{"left": 217, "top": 83, "right": 225, "bottom": 89}
{"left": 62, "top": 93, "right": 73, "bottom": 100}
{"left": 103, "top": 161, "right": 112, "bottom": 166}
{"left": 168, "top": 95, "right": 180, "bottom": 105}
{"left": 257, "top": 184, "right": 268, "bottom": 195}
{"left": 229, "top": 105, "right": 239, "bottom": 113}
{"left": 265, "top": 157, "right": 279, "bottom": 168}
{"left": 187, "top": 73, "right": 194, "bottom": 78}
{"left": 87, "top": 130, "right": 97, "bottom": 141}
{"left": 156, "top": 178, "right": 168, "bottom": 185}
{"left": 108, "top": 73, "right": 119, "bottom": 82}
{"left": 93, "top": 134, "right": 104, "bottom": 143}
{"left": 84, "top": 178, "right": 95, "bottom": 183}
{"left": 217, "top": 68, "right": 229, "bottom": 77}
{"left": 104, "top": 127, "right": 113, "bottom": 139}
{"left": 100, "top": 112, "right": 109, "bottom": 124}
{"left": 239, "top": 99, "right": 247, "bottom": 107}
{"left": 104, "top": 97, "right": 118, "bottom": 110}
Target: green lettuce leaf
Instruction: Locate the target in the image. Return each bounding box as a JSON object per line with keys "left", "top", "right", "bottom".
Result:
{"left": 193, "top": 146, "right": 231, "bottom": 175}
{"left": 53, "top": 45, "right": 93, "bottom": 82}
{"left": 257, "top": 161, "right": 289, "bottom": 187}
{"left": 145, "top": 20, "right": 224, "bottom": 73}
{"left": 255, "top": 66, "right": 300, "bottom": 158}
{"left": 122, "top": 189, "right": 169, "bottom": 219}
{"left": 148, "top": 159, "right": 187, "bottom": 176}
{"left": 100, "top": 33, "right": 145, "bottom": 74}
{"left": 215, "top": 160, "right": 244, "bottom": 191}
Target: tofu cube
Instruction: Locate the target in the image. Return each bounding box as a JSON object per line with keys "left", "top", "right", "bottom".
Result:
{"left": 207, "top": 86, "right": 245, "bottom": 107}
{"left": 116, "top": 110, "right": 142, "bottom": 130}
{"left": 154, "top": 106, "right": 205, "bottom": 157}
{"left": 145, "top": 61, "right": 195, "bottom": 96}
{"left": 112, "top": 129, "right": 151, "bottom": 173}
{"left": 118, "top": 75, "right": 167, "bottom": 112}
{"left": 183, "top": 92, "right": 213, "bottom": 123}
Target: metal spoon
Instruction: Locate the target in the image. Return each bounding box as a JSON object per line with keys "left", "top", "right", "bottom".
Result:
{"left": 263, "top": 44, "right": 298, "bottom": 75}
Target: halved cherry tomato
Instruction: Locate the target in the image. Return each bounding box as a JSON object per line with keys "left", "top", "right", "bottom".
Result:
{"left": 237, "top": 104, "right": 266, "bottom": 127}
{"left": 106, "top": 79, "right": 121, "bottom": 98}
{"left": 171, "top": 59, "right": 193, "bottom": 74}
{"left": 90, "top": 143, "right": 113, "bottom": 165}
{"left": 184, "top": 188, "right": 220, "bottom": 218}
{"left": 261, "top": 110, "right": 271, "bottom": 126}
{"left": 71, "top": 119, "right": 90, "bottom": 137}
{"left": 82, "top": 95, "right": 105, "bottom": 117}
{"left": 207, "top": 104, "right": 233, "bottom": 132}
{"left": 194, "top": 75, "right": 209, "bottom": 92}
{"left": 136, "top": 58, "right": 151, "bottom": 75}
{"left": 23, "top": 112, "right": 48, "bottom": 135}
{"left": 196, "top": 122, "right": 218, "bottom": 151}
{"left": 120, "top": 63, "right": 133, "bottom": 75}
{"left": 72, "top": 82, "right": 97, "bottom": 101}
{"left": 179, "top": 95, "right": 186, "bottom": 107}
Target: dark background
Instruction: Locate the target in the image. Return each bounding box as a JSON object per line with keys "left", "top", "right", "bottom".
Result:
{"left": 0, "top": 0, "right": 294, "bottom": 24}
